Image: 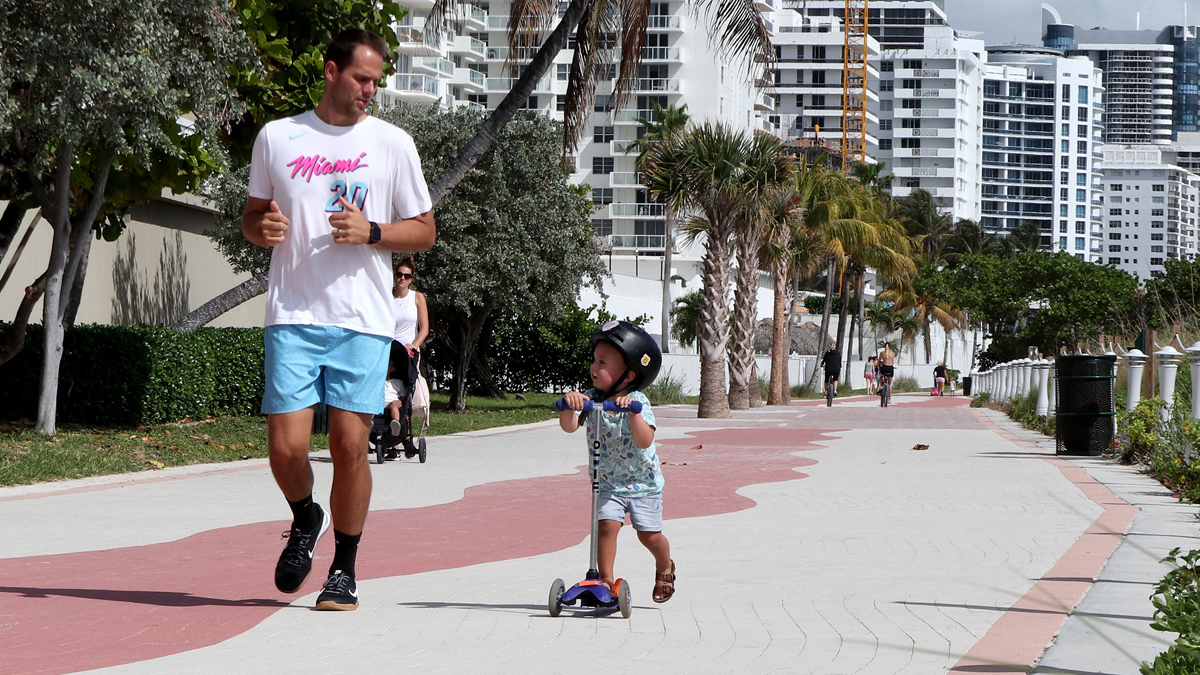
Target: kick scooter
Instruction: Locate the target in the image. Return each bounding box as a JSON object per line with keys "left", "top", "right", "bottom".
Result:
{"left": 547, "top": 397, "right": 641, "bottom": 619}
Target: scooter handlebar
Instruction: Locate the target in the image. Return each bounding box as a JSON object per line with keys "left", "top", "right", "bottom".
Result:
{"left": 555, "top": 398, "right": 643, "bottom": 414}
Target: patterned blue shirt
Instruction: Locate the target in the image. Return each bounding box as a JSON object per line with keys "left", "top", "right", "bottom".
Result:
{"left": 583, "top": 390, "right": 664, "bottom": 497}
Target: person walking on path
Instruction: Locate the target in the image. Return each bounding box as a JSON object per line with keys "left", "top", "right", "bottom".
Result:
{"left": 389, "top": 255, "right": 428, "bottom": 457}
{"left": 933, "top": 361, "right": 948, "bottom": 396}
{"left": 242, "top": 28, "right": 435, "bottom": 611}
{"left": 864, "top": 356, "right": 877, "bottom": 395}
{"left": 821, "top": 342, "right": 841, "bottom": 398}
{"left": 559, "top": 321, "right": 675, "bottom": 603}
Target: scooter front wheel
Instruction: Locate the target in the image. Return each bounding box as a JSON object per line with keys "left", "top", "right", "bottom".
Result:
{"left": 548, "top": 578, "right": 565, "bottom": 617}
{"left": 616, "top": 578, "right": 631, "bottom": 619}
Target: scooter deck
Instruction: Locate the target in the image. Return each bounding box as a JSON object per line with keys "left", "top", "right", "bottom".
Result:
{"left": 561, "top": 580, "right": 618, "bottom": 608}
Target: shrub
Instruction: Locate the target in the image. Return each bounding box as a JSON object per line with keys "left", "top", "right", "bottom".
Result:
{"left": 1117, "top": 397, "right": 1166, "bottom": 465}
{"left": 0, "top": 323, "right": 265, "bottom": 425}
{"left": 644, "top": 369, "right": 687, "bottom": 405}
{"left": 758, "top": 374, "right": 769, "bottom": 400}
{"left": 802, "top": 295, "right": 859, "bottom": 316}
{"left": 892, "top": 375, "right": 919, "bottom": 393}
{"left": 790, "top": 383, "right": 817, "bottom": 399}
{"left": 1141, "top": 548, "right": 1200, "bottom": 674}
{"left": 970, "top": 392, "right": 990, "bottom": 408}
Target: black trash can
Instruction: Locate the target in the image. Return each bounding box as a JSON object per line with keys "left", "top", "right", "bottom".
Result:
{"left": 962, "top": 376, "right": 973, "bottom": 397}
{"left": 1055, "top": 355, "right": 1117, "bottom": 456}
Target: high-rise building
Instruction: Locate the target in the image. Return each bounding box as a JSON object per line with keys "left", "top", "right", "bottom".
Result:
{"left": 1041, "top": 4, "right": 1194, "bottom": 144}
{"left": 981, "top": 45, "right": 1105, "bottom": 260}
{"left": 1098, "top": 146, "right": 1200, "bottom": 278}
{"left": 775, "top": 0, "right": 986, "bottom": 220}
{"left": 378, "top": 1, "right": 490, "bottom": 111}
{"left": 764, "top": 8, "right": 880, "bottom": 161}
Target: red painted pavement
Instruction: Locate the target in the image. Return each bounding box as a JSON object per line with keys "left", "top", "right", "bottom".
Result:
{"left": 950, "top": 410, "right": 1140, "bottom": 673}
{"left": 0, "top": 427, "right": 828, "bottom": 675}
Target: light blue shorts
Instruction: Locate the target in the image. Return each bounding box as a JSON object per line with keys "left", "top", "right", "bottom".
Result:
{"left": 261, "top": 324, "right": 392, "bottom": 415}
{"left": 597, "top": 493, "right": 664, "bottom": 532}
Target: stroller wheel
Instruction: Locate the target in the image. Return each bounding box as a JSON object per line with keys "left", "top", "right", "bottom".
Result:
{"left": 374, "top": 443, "right": 385, "bottom": 465}
{"left": 418, "top": 438, "right": 427, "bottom": 464}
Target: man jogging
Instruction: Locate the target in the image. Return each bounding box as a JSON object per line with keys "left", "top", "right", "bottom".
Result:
{"left": 243, "top": 28, "right": 435, "bottom": 611}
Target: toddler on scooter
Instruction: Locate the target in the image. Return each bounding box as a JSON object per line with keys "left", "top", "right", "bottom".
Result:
{"left": 558, "top": 320, "right": 676, "bottom": 603}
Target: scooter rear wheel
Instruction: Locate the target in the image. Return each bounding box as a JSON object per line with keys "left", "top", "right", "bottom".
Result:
{"left": 616, "top": 578, "right": 632, "bottom": 619}
{"left": 548, "top": 578, "right": 565, "bottom": 617}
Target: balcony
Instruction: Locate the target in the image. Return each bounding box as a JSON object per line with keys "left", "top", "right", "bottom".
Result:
{"left": 610, "top": 203, "right": 665, "bottom": 217}
{"left": 395, "top": 27, "right": 440, "bottom": 57}
{"left": 893, "top": 127, "right": 945, "bottom": 138}
{"left": 754, "top": 0, "right": 775, "bottom": 11}
{"left": 615, "top": 109, "right": 658, "bottom": 123}
{"left": 486, "top": 45, "right": 540, "bottom": 61}
{"left": 611, "top": 172, "right": 645, "bottom": 185}
{"left": 391, "top": 74, "right": 439, "bottom": 103}
{"left": 449, "top": 35, "right": 487, "bottom": 61}
{"left": 488, "top": 15, "right": 510, "bottom": 29}
{"left": 635, "top": 78, "right": 681, "bottom": 93}
{"left": 646, "top": 15, "right": 681, "bottom": 29}
{"left": 486, "top": 76, "right": 551, "bottom": 93}
{"left": 607, "top": 234, "right": 667, "bottom": 249}
{"left": 755, "top": 91, "right": 774, "bottom": 111}
{"left": 416, "top": 57, "right": 455, "bottom": 77}
{"left": 453, "top": 99, "right": 485, "bottom": 111}
{"left": 457, "top": 67, "right": 485, "bottom": 92}
{"left": 462, "top": 4, "right": 487, "bottom": 29}
{"left": 641, "top": 46, "right": 682, "bottom": 61}
{"left": 904, "top": 147, "right": 956, "bottom": 158}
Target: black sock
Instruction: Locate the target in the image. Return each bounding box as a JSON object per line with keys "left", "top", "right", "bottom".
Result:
{"left": 288, "top": 495, "right": 315, "bottom": 530}
{"left": 330, "top": 530, "right": 361, "bottom": 578}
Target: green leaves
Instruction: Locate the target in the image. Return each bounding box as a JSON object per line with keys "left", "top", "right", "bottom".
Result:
{"left": 1142, "top": 547, "right": 1200, "bottom": 674}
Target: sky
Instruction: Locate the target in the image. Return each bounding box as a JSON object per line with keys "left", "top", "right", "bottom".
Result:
{"left": 941, "top": 0, "right": 1200, "bottom": 46}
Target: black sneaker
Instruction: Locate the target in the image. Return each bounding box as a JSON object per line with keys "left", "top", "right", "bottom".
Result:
{"left": 315, "top": 570, "right": 359, "bottom": 611}
{"left": 274, "top": 504, "right": 330, "bottom": 593}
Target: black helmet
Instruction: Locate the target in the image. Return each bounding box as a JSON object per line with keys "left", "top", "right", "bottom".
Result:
{"left": 590, "top": 320, "right": 663, "bottom": 392}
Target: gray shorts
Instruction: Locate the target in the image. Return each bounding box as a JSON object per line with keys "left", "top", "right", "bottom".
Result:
{"left": 597, "top": 493, "right": 663, "bottom": 532}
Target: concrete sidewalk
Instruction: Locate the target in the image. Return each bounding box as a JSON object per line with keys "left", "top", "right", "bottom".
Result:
{"left": 0, "top": 394, "right": 1189, "bottom": 674}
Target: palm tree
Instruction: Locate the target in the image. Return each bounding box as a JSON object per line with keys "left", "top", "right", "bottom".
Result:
{"left": 944, "top": 218, "right": 1002, "bottom": 267}
{"left": 1002, "top": 221, "right": 1045, "bottom": 256}
{"left": 669, "top": 290, "right": 702, "bottom": 349}
{"left": 879, "top": 269, "right": 965, "bottom": 364}
{"left": 642, "top": 122, "right": 760, "bottom": 418}
{"left": 728, "top": 133, "right": 794, "bottom": 410}
{"left": 896, "top": 188, "right": 954, "bottom": 264}
{"left": 627, "top": 103, "right": 690, "bottom": 354}
{"left": 425, "top": 0, "right": 774, "bottom": 204}
{"left": 836, "top": 215, "right": 913, "bottom": 382}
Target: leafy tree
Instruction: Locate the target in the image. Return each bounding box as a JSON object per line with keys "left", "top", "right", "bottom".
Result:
{"left": 0, "top": 0, "right": 256, "bottom": 434}
{"left": 375, "top": 105, "right": 603, "bottom": 411}
{"left": 669, "top": 290, "right": 702, "bottom": 350}
{"left": 1146, "top": 257, "right": 1200, "bottom": 333}
{"left": 172, "top": 0, "right": 404, "bottom": 330}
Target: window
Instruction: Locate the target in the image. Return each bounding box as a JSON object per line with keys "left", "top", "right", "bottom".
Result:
{"left": 1153, "top": 184, "right": 1165, "bottom": 192}
{"left": 796, "top": 94, "right": 803, "bottom": 107}
{"left": 1077, "top": 173, "right": 1087, "bottom": 185}
{"left": 592, "top": 156, "right": 614, "bottom": 174}
{"left": 1061, "top": 172, "right": 1069, "bottom": 185}
{"left": 557, "top": 63, "right": 569, "bottom": 81}
{"left": 592, "top": 219, "right": 613, "bottom": 236}
{"left": 1061, "top": 204, "right": 1069, "bottom": 216}
{"left": 881, "top": 60, "right": 893, "bottom": 72}
{"left": 880, "top": 139, "right": 893, "bottom": 150}
{"left": 902, "top": 79, "right": 921, "bottom": 90}
{"left": 1152, "top": 208, "right": 1165, "bottom": 216}
{"left": 1062, "top": 123, "right": 1070, "bottom": 135}
{"left": 1076, "top": 189, "right": 1086, "bottom": 202}
{"left": 1152, "top": 232, "right": 1164, "bottom": 240}
{"left": 1111, "top": 184, "right": 1123, "bottom": 192}
{"left": 1076, "top": 222, "right": 1086, "bottom": 233}
{"left": 1060, "top": 188, "right": 1069, "bottom": 201}
{"left": 1061, "top": 140, "right": 1070, "bottom": 153}
{"left": 1060, "top": 220, "right": 1068, "bottom": 233}
{"left": 901, "top": 118, "right": 922, "bottom": 129}
{"left": 902, "top": 99, "right": 922, "bottom": 109}
{"left": 1152, "top": 257, "right": 1165, "bottom": 266}
{"left": 879, "top": 119, "right": 893, "bottom": 130}
{"left": 1152, "top": 220, "right": 1165, "bottom": 228}
{"left": 812, "top": 70, "right": 826, "bottom": 85}
{"left": 1109, "top": 232, "right": 1122, "bottom": 240}
{"left": 1077, "top": 141, "right": 1087, "bottom": 154}
{"left": 1076, "top": 205, "right": 1086, "bottom": 217}
{"left": 556, "top": 95, "right": 567, "bottom": 112}
{"left": 1061, "top": 156, "right": 1070, "bottom": 168}
{"left": 1109, "top": 208, "right": 1123, "bottom": 216}
{"left": 901, "top": 138, "right": 921, "bottom": 149}
{"left": 1078, "top": 107, "right": 1089, "bottom": 122}
{"left": 812, "top": 94, "right": 826, "bottom": 107}
{"left": 1077, "top": 125, "right": 1087, "bottom": 138}
{"left": 593, "top": 126, "right": 614, "bottom": 143}
{"left": 903, "top": 59, "right": 922, "bottom": 69}
{"left": 1075, "top": 237, "right": 1085, "bottom": 250}
{"left": 1062, "top": 105, "right": 1070, "bottom": 120}
{"left": 1110, "top": 245, "right": 1122, "bottom": 252}
{"left": 1078, "top": 86, "right": 1088, "bottom": 104}
{"left": 592, "top": 188, "right": 613, "bottom": 205}
{"left": 594, "top": 95, "right": 612, "bottom": 112}
{"left": 1061, "top": 84, "right": 1070, "bottom": 102}
{"left": 812, "top": 46, "right": 826, "bottom": 60}
{"left": 1077, "top": 157, "right": 1087, "bottom": 169}
{"left": 1060, "top": 236, "right": 1068, "bottom": 248}
{"left": 1109, "top": 256, "right": 1121, "bottom": 264}
{"left": 880, "top": 80, "right": 894, "bottom": 92}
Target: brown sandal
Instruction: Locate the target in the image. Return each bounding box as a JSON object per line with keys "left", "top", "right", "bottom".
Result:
{"left": 653, "top": 560, "right": 676, "bottom": 603}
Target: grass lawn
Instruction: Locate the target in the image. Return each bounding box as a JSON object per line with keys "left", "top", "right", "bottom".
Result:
{"left": 0, "top": 392, "right": 567, "bottom": 488}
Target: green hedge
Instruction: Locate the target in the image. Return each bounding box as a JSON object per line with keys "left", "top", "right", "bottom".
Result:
{"left": 0, "top": 323, "right": 265, "bottom": 425}
{"left": 803, "top": 295, "right": 860, "bottom": 315}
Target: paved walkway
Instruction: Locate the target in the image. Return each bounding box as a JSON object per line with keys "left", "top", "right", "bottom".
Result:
{"left": 0, "top": 394, "right": 1192, "bottom": 674}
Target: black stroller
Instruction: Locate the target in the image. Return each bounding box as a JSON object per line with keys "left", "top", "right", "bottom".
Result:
{"left": 368, "top": 342, "right": 428, "bottom": 464}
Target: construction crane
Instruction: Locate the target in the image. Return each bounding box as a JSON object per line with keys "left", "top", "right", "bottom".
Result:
{"left": 841, "top": 0, "right": 868, "bottom": 173}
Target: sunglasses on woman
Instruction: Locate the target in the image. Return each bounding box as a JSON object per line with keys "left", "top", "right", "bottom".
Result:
{"left": 395, "top": 272, "right": 414, "bottom": 280}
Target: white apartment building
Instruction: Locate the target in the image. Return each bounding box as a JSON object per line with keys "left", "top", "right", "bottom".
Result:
{"left": 379, "top": 1, "right": 490, "bottom": 111}
{"left": 763, "top": 8, "right": 880, "bottom": 158}
{"left": 981, "top": 45, "right": 1105, "bottom": 260}
{"left": 1099, "top": 146, "right": 1200, "bottom": 279}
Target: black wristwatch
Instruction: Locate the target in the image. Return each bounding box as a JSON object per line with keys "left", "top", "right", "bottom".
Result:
{"left": 368, "top": 221, "right": 381, "bottom": 245}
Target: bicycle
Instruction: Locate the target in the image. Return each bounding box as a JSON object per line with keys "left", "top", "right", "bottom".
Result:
{"left": 879, "top": 375, "right": 891, "bottom": 408}
{"left": 824, "top": 372, "right": 839, "bottom": 407}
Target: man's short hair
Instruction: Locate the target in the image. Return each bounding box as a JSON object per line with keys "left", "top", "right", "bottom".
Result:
{"left": 325, "top": 28, "right": 389, "bottom": 71}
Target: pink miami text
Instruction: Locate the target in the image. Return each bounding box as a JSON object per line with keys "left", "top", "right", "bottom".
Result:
{"left": 287, "top": 153, "right": 369, "bottom": 182}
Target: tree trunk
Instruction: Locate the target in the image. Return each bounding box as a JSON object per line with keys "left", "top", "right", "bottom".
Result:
{"left": 0, "top": 208, "right": 39, "bottom": 296}
{"left": 447, "top": 308, "right": 490, "bottom": 412}
{"left": 923, "top": 313, "right": 932, "bottom": 363}
{"left": 834, "top": 264, "right": 850, "bottom": 377}
{"left": 697, "top": 228, "right": 733, "bottom": 419}
{"left": 728, "top": 229, "right": 758, "bottom": 410}
{"left": 749, "top": 357, "right": 764, "bottom": 407}
{"left": 856, "top": 274, "right": 866, "bottom": 361}
{"left": 661, "top": 210, "right": 672, "bottom": 353}
{"left": 0, "top": 273, "right": 47, "bottom": 367}
{"left": 63, "top": 234, "right": 91, "bottom": 330}
{"left": 171, "top": 273, "right": 269, "bottom": 332}
{"left": 768, "top": 256, "right": 789, "bottom": 405}
{"left": 810, "top": 260, "right": 835, "bottom": 388}
{"left": 844, "top": 273, "right": 858, "bottom": 383}
{"left": 0, "top": 203, "right": 28, "bottom": 269}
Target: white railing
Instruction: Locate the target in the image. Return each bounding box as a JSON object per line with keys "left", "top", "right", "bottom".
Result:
{"left": 394, "top": 74, "right": 438, "bottom": 96}
{"left": 635, "top": 78, "right": 681, "bottom": 93}
{"left": 610, "top": 203, "right": 665, "bottom": 217}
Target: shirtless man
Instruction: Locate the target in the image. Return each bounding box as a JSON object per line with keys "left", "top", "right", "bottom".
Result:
{"left": 878, "top": 343, "right": 896, "bottom": 399}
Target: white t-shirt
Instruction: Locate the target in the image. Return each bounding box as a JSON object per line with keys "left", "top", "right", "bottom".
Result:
{"left": 248, "top": 111, "right": 432, "bottom": 338}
